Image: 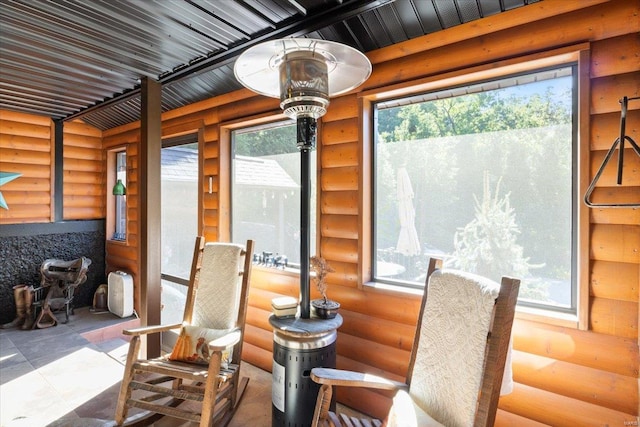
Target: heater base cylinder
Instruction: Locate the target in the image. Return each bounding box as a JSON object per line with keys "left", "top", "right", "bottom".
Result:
{"left": 270, "top": 315, "right": 342, "bottom": 427}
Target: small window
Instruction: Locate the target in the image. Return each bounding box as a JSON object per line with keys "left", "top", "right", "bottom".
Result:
{"left": 373, "top": 65, "right": 577, "bottom": 313}
{"left": 111, "top": 150, "right": 127, "bottom": 241}
{"left": 231, "top": 119, "right": 316, "bottom": 269}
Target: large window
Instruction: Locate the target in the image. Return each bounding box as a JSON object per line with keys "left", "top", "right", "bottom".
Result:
{"left": 231, "top": 120, "right": 316, "bottom": 268}
{"left": 374, "top": 65, "right": 577, "bottom": 312}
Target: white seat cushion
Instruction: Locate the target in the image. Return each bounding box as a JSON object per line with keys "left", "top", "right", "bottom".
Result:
{"left": 386, "top": 389, "right": 444, "bottom": 427}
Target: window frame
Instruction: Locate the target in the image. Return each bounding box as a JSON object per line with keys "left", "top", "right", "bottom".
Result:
{"left": 359, "top": 45, "right": 590, "bottom": 329}
{"left": 160, "top": 134, "right": 200, "bottom": 287}
{"left": 107, "top": 147, "right": 127, "bottom": 243}
{"left": 221, "top": 112, "right": 319, "bottom": 273}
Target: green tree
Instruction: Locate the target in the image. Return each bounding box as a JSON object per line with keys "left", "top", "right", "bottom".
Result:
{"left": 376, "top": 78, "right": 573, "bottom": 282}
{"left": 451, "top": 174, "right": 548, "bottom": 301}
{"left": 234, "top": 123, "right": 296, "bottom": 156}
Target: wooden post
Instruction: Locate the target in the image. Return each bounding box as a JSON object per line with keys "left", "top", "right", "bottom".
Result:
{"left": 140, "top": 77, "right": 162, "bottom": 358}
{"left": 53, "top": 119, "right": 63, "bottom": 222}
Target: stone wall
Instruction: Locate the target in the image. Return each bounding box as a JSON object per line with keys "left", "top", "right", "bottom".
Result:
{"left": 0, "top": 221, "right": 106, "bottom": 324}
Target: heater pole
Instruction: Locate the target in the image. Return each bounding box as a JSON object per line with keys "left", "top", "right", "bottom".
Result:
{"left": 300, "top": 147, "right": 311, "bottom": 318}
{"left": 298, "top": 116, "right": 316, "bottom": 319}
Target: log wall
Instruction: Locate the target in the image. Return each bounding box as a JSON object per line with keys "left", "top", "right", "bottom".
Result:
{"left": 0, "top": 113, "right": 107, "bottom": 321}
{"left": 103, "top": 127, "right": 139, "bottom": 306}
{"left": 0, "top": 114, "right": 105, "bottom": 222}
{"left": 0, "top": 110, "right": 53, "bottom": 223}
{"left": 238, "top": 3, "right": 640, "bottom": 424}
{"left": 0, "top": 0, "right": 638, "bottom": 425}
{"left": 63, "top": 120, "right": 105, "bottom": 220}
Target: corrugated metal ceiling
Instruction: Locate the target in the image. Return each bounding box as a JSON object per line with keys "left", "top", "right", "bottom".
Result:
{"left": 0, "top": 0, "right": 540, "bottom": 130}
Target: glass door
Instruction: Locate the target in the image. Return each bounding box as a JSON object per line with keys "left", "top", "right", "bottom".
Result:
{"left": 160, "top": 138, "right": 199, "bottom": 329}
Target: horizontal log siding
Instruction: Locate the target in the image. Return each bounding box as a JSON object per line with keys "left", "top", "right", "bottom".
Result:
{"left": 100, "top": 4, "right": 639, "bottom": 423}
{"left": 499, "top": 383, "right": 633, "bottom": 427}
{"left": 103, "top": 126, "right": 140, "bottom": 308}
{"left": 202, "top": 122, "right": 221, "bottom": 242}
{"left": 0, "top": 113, "right": 104, "bottom": 222}
{"left": 1, "top": 1, "right": 635, "bottom": 425}
{"left": 586, "top": 37, "right": 640, "bottom": 426}
{"left": 0, "top": 110, "right": 52, "bottom": 223}
{"left": 63, "top": 120, "right": 104, "bottom": 220}
{"left": 101, "top": 90, "right": 273, "bottom": 313}
{"left": 316, "top": 3, "right": 637, "bottom": 424}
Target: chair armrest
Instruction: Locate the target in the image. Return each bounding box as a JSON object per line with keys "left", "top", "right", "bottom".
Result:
{"left": 311, "top": 368, "right": 408, "bottom": 392}
{"left": 122, "top": 323, "right": 182, "bottom": 336}
{"left": 208, "top": 329, "right": 241, "bottom": 351}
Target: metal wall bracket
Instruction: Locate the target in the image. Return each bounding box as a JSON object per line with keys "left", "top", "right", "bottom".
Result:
{"left": 584, "top": 96, "right": 640, "bottom": 208}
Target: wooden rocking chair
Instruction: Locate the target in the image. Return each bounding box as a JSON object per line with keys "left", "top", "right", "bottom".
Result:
{"left": 311, "top": 258, "right": 520, "bottom": 427}
{"left": 115, "top": 237, "right": 254, "bottom": 427}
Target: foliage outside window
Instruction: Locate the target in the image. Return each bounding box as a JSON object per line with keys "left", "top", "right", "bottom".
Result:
{"left": 231, "top": 120, "right": 316, "bottom": 268}
{"left": 112, "top": 151, "right": 127, "bottom": 241}
{"left": 374, "top": 66, "right": 577, "bottom": 313}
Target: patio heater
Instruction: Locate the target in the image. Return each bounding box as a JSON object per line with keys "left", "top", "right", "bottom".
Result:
{"left": 235, "top": 38, "right": 371, "bottom": 318}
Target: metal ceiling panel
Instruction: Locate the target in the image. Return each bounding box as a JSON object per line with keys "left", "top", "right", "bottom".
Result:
{"left": 0, "top": 0, "right": 540, "bottom": 131}
{"left": 413, "top": 1, "right": 446, "bottom": 34}
{"left": 479, "top": 0, "right": 507, "bottom": 15}
{"left": 392, "top": 1, "right": 429, "bottom": 40}
{"left": 456, "top": 0, "right": 483, "bottom": 23}
{"left": 434, "top": 1, "right": 465, "bottom": 28}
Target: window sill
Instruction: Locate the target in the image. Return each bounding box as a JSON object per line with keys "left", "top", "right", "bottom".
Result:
{"left": 251, "top": 264, "right": 300, "bottom": 277}
{"left": 107, "top": 239, "right": 128, "bottom": 245}
{"left": 364, "top": 280, "right": 580, "bottom": 327}
{"left": 515, "top": 305, "right": 579, "bottom": 328}
{"left": 362, "top": 280, "right": 423, "bottom": 300}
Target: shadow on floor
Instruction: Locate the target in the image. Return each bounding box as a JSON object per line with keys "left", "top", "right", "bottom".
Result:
{"left": 0, "top": 306, "right": 363, "bottom": 427}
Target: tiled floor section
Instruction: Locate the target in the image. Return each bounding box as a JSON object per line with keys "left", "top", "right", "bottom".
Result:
{"left": 0, "top": 307, "right": 364, "bottom": 427}
{"left": 1, "top": 308, "right": 141, "bottom": 427}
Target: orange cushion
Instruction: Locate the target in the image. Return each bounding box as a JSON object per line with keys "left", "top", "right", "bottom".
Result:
{"left": 169, "top": 325, "right": 232, "bottom": 367}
